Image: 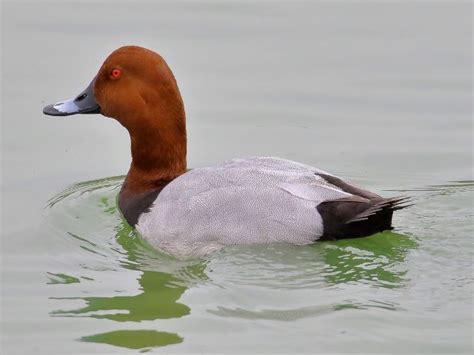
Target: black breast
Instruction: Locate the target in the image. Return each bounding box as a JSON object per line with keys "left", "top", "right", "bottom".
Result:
{"left": 118, "top": 185, "right": 167, "bottom": 227}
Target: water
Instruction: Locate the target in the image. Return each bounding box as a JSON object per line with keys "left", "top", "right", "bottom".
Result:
{"left": 1, "top": 1, "right": 472, "bottom": 354}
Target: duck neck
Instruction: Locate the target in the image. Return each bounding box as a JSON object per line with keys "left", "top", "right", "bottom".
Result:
{"left": 124, "top": 122, "right": 187, "bottom": 193}
{"left": 118, "top": 119, "right": 186, "bottom": 226}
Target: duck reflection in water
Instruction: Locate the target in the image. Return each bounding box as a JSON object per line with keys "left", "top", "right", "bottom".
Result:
{"left": 46, "top": 178, "right": 415, "bottom": 350}
{"left": 49, "top": 200, "right": 207, "bottom": 350}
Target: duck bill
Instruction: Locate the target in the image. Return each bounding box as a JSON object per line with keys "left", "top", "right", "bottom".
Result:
{"left": 43, "top": 77, "right": 101, "bottom": 116}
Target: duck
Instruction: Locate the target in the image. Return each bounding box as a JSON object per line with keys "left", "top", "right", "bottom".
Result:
{"left": 43, "top": 45, "right": 409, "bottom": 258}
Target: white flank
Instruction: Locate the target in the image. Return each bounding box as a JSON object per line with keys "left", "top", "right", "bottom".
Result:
{"left": 135, "top": 157, "right": 352, "bottom": 259}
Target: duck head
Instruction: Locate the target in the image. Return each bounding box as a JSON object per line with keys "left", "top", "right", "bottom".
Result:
{"left": 43, "top": 46, "right": 187, "bottom": 187}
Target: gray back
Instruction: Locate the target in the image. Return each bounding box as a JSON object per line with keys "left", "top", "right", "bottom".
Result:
{"left": 136, "top": 157, "right": 351, "bottom": 258}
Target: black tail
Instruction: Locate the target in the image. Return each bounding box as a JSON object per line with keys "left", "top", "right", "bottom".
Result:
{"left": 317, "top": 196, "right": 412, "bottom": 241}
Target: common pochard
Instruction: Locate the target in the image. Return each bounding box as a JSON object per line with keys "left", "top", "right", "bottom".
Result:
{"left": 43, "top": 46, "right": 409, "bottom": 258}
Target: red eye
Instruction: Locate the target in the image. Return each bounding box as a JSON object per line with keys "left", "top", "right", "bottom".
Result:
{"left": 110, "top": 68, "right": 122, "bottom": 79}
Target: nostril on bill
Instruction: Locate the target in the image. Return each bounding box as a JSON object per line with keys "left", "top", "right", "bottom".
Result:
{"left": 75, "top": 93, "right": 87, "bottom": 102}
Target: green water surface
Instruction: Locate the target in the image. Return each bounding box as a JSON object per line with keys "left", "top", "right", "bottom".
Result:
{"left": 1, "top": 1, "right": 472, "bottom": 354}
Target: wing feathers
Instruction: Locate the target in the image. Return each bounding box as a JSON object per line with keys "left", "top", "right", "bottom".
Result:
{"left": 346, "top": 196, "right": 412, "bottom": 223}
